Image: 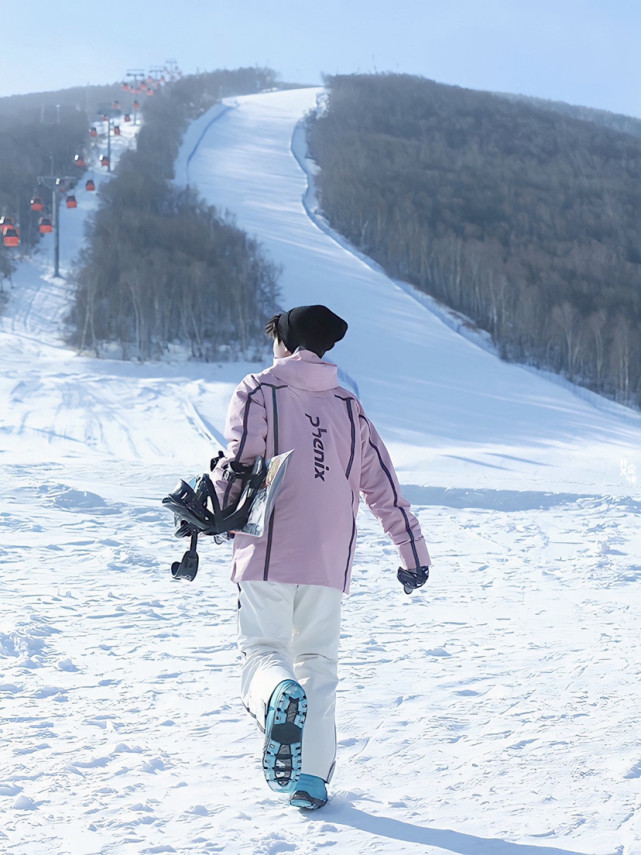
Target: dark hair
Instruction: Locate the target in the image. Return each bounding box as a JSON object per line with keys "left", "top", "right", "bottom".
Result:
{"left": 265, "top": 314, "right": 282, "bottom": 342}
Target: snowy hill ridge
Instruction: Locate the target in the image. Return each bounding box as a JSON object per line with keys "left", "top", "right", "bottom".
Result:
{"left": 1, "top": 88, "right": 640, "bottom": 855}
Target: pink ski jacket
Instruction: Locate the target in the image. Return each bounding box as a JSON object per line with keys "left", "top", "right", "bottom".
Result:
{"left": 212, "top": 349, "right": 430, "bottom": 593}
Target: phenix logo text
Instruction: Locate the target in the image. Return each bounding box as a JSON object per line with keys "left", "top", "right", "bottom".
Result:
{"left": 305, "top": 413, "right": 329, "bottom": 481}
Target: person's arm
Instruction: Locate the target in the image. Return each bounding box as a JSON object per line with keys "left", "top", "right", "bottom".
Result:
{"left": 211, "top": 377, "right": 268, "bottom": 508}
{"left": 358, "top": 409, "right": 431, "bottom": 574}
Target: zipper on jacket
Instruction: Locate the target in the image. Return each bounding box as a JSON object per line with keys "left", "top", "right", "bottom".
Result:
{"left": 336, "top": 394, "right": 356, "bottom": 479}
{"left": 263, "top": 384, "right": 281, "bottom": 580}
{"left": 343, "top": 491, "right": 358, "bottom": 592}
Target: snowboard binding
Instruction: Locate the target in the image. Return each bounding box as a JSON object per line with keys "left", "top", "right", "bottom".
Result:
{"left": 162, "top": 456, "right": 268, "bottom": 582}
{"left": 170, "top": 532, "right": 200, "bottom": 581}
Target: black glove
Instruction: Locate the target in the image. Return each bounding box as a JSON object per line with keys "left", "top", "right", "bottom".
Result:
{"left": 397, "top": 565, "right": 430, "bottom": 595}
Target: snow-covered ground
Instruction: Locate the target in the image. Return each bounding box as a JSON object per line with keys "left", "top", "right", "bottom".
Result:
{"left": 1, "top": 88, "right": 641, "bottom": 855}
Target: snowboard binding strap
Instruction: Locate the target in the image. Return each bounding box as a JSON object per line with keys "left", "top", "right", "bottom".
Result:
{"left": 162, "top": 456, "right": 268, "bottom": 582}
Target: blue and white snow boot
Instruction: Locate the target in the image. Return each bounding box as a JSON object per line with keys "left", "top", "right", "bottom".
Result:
{"left": 263, "top": 679, "right": 307, "bottom": 793}
{"left": 290, "top": 774, "right": 328, "bottom": 810}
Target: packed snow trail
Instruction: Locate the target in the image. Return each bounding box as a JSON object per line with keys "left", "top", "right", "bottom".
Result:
{"left": 176, "top": 89, "right": 641, "bottom": 496}
{"left": 0, "top": 88, "right": 640, "bottom": 855}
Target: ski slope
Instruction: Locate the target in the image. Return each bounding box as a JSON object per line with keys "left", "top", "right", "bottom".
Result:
{"left": 1, "top": 88, "right": 641, "bottom": 855}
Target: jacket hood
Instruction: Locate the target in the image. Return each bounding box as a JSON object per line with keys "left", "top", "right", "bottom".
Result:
{"left": 270, "top": 349, "right": 339, "bottom": 392}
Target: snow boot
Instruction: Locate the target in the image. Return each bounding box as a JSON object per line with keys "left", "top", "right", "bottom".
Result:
{"left": 263, "top": 679, "right": 307, "bottom": 793}
{"left": 290, "top": 774, "right": 328, "bottom": 810}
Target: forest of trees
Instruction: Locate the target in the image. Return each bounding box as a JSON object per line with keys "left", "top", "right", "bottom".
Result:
{"left": 67, "top": 68, "right": 281, "bottom": 360}
{"left": 497, "top": 93, "right": 641, "bottom": 140}
{"left": 0, "top": 83, "right": 129, "bottom": 304}
{"left": 307, "top": 74, "right": 641, "bottom": 408}
{"left": 0, "top": 102, "right": 89, "bottom": 279}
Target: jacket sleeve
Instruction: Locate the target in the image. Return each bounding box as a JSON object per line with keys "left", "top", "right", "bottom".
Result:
{"left": 211, "top": 376, "right": 268, "bottom": 508}
{"left": 358, "top": 409, "right": 431, "bottom": 570}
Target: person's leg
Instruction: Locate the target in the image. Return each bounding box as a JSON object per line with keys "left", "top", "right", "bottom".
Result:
{"left": 237, "top": 580, "right": 297, "bottom": 725}
{"left": 291, "top": 585, "right": 343, "bottom": 783}
{"left": 237, "top": 580, "right": 307, "bottom": 792}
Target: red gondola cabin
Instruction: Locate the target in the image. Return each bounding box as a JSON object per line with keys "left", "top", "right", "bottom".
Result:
{"left": 66, "top": 195, "right": 77, "bottom": 209}
{"left": 39, "top": 217, "right": 53, "bottom": 234}
{"left": 74, "top": 154, "right": 86, "bottom": 167}
{"left": 85, "top": 179, "right": 96, "bottom": 191}
{"left": 3, "top": 228, "right": 20, "bottom": 247}
{"left": 0, "top": 217, "right": 16, "bottom": 236}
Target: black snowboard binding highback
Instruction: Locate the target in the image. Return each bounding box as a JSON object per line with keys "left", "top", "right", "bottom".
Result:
{"left": 162, "top": 455, "right": 267, "bottom": 581}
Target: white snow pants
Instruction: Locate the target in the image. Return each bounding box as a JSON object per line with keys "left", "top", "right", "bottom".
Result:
{"left": 236, "top": 581, "right": 343, "bottom": 782}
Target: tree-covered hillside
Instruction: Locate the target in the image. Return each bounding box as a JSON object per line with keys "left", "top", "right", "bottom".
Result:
{"left": 307, "top": 73, "right": 641, "bottom": 407}
{"left": 67, "top": 69, "right": 281, "bottom": 361}
{"left": 0, "top": 104, "right": 89, "bottom": 279}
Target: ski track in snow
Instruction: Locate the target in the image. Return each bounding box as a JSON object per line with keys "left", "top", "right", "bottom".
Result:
{"left": 0, "top": 89, "right": 640, "bottom": 855}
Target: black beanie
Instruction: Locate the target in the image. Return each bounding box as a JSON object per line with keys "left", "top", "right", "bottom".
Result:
{"left": 276, "top": 305, "right": 348, "bottom": 357}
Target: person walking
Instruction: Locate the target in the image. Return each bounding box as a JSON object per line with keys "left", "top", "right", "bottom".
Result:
{"left": 211, "top": 305, "right": 431, "bottom": 809}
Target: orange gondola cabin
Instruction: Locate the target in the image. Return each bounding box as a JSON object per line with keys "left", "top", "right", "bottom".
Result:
{"left": 99, "top": 155, "right": 110, "bottom": 168}
{"left": 89, "top": 126, "right": 98, "bottom": 137}
{"left": 39, "top": 217, "right": 53, "bottom": 234}
{"left": 30, "top": 197, "right": 44, "bottom": 212}
{"left": 0, "top": 215, "right": 15, "bottom": 233}
{"left": 85, "top": 178, "right": 96, "bottom": 191}
{"left": 74, "top": 154, "right": 86, "bottom": 167}
{"left": 3, "top": 227, "right": 20, "bottom": 247}
{"left": 66, "top": 195, "right": 77, "bottom": 209}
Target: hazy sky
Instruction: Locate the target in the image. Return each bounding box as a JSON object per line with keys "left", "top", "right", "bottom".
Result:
{"left": 1, "top": 0, "right": 638, "bottom": 117}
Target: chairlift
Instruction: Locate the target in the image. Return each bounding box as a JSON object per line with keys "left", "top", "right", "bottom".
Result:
{"left": 30, "top": 197, "right": 45, "bottom": 212}
{"left": 3, "top": 228, "right": 20, "bottom": 248}
{"left": 66, "top": 195, "right": 77, "bottom": 209}
{"left": 38, "top": 217, "right": 53, "bottom": 234}
{"left": 85, "top": 178, "right": 96, "bottom": 192}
